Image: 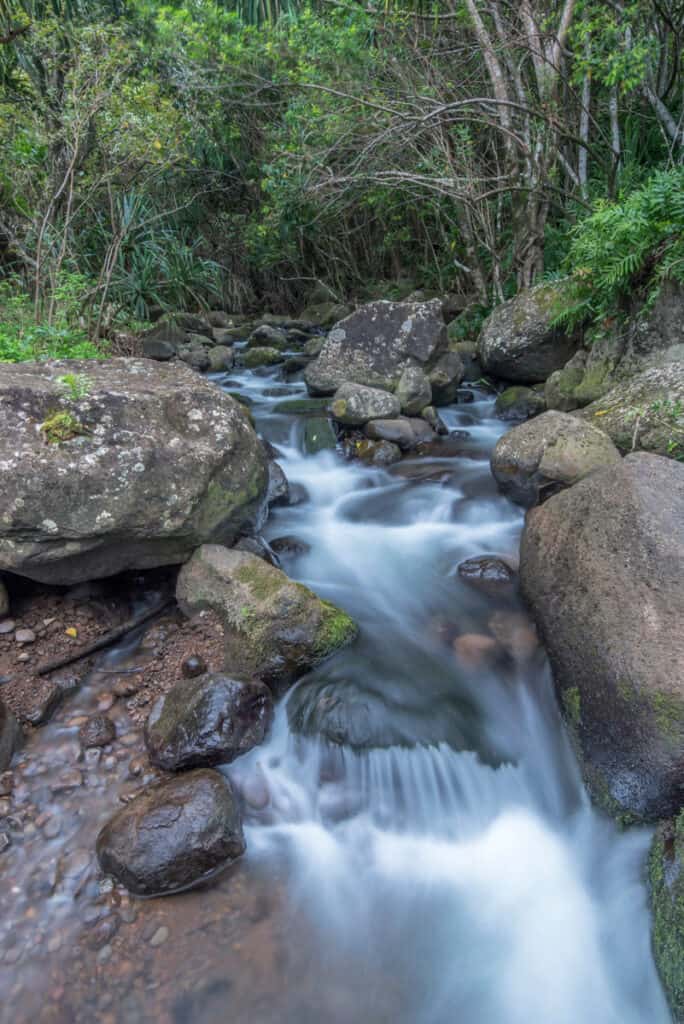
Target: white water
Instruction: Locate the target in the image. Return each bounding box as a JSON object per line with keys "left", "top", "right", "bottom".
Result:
{"left": 220, "top": 367, "right": 671, "bottom": 1024}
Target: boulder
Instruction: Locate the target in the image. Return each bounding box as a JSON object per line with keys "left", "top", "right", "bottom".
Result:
{"left": 0, "top": 359, "right": 268, "bottom": 584}
{"left": 304, "top": 300, "right": 447, "bottom": 395}
{"left": 575, "top": 364, "right": 684, "bottom": 458}
{"left": 0, "top": 699, "right": 21, "bottom": 771}
{"left": 364, "top": 417, "right": 434, "bottom": 451}
{"left": 299, "top": 301, "right": 353, "bottom": 327}
{"left": 242, "top": 347, "right": 284, "bottom": 368}
{"left": 208, "top": 311, "right": 233, "bottom": 329}
{"left": 478, "top": 282, "right": 578, "bottom": 383}
{"left": 145, "top": 673, "right": 273, "bottom": 771}
{"left": 649, "top": 813, "right": 684, "bottom": 1023}
{"left": 353, "top": 439, "right": 402, "bottom": 466}
{"left": 396, "top": 366, "right": 432, "bottom": 415}
{"left": 207, "top": 346, "right": 234, "bottom": 372}
{"left": 457, "top": 556, "right": 517, "bottom": 596}
{"left": 248, "top": 325, "right": 288, "bottom": 350}
{"left": 96, "top": 769, "right": 244, "bottom": 897}
{"left": 490, "top": 410, "right": 621, "bottom": 507}
{"left": 450, "top": 341, "right": 480, "bottom": 381}
{"left": 141, "top": 321, "right": 186, "bottom": 361}
{"left": 494, "top": 385, "right": 546, "bottom": 422}
{"left": 428, "top": 352, "right": 465, "bottom": 405}
{"left": 329, "top": 383, "right": 401, "bottom": 426}
{"left": 421, "top": 406, "right": 449, "bottom": 436}
{"left": 519, "top": 453, "right": 684, "bottom": 821}
{"left": 546, "top": 282, "right": 684, "bottom": 411}
{"left": 176, "top": 546, "right": 358, "bottom": 694}
{"left": 176, "top": 314, "right": 213, "bottom": 338}
{"left": 178, "top": 345, "right": 210, "bottom": 372}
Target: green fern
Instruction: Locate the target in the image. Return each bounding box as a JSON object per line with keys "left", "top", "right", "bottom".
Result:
{"left": 553, "top": 169, "right": 684, "bottom": 333}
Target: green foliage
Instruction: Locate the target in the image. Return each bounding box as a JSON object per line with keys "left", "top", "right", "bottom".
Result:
{"left": 0, "top": 276, "right": 102, "bottom": 361}
{"left": 553, "top": 169, "right": 684, "bottom": 333}
{"left": 56, "top": 371, "right": 91, "bottom": 400}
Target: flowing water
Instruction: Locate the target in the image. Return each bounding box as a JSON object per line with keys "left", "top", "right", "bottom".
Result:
{"left": 0, "top": 361, "right": 671, "bottom": 1023}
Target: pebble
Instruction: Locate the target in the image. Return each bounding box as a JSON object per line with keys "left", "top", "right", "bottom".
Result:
{"left": 0, "top": 619, "right": 16, "bottom": 634}
{"left": 52, "top": 769, "right": 82, "bottom": 793}
{"left": 96, "top": 944, "right": 112, "bottom": 964}
{"left": 15, "top": 629, "right": 36, "bottom": 645}
{"left": 45, "top": 820, "right": 64, "bottom": 842}
{"left": 149, "top": 926, "right": 169, "bottom": 947}
{"left": 0, "top": 772, "right": 14, "bottom": 797}
{"left": 0, "top": 797, "right": 11, "bottom": 816}
{"left": 47, "top": 934, "right": 62, "bottom": 954}
{"left": 17, "top": 653, "right": 30, "bottom": 663}
{"left": 181, "top": 654, "right": 207, "bottom": 679}
{"left": 0, "top": 832, "right": 10, "bottom": 854}
{"left": 97, "top": 694, "right": 114, "bottom": 712}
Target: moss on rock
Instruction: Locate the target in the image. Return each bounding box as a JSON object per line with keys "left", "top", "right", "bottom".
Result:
{"left": 649, "top": 812, "right": 684, "bottom": 1022}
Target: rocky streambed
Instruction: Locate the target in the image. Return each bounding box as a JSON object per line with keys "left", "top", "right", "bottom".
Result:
{"left": 0, "top": 292, "right": 682, "bottom": 1023}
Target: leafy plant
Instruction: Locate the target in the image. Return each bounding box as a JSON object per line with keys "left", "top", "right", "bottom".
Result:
{"left": 56, "top": 372, "right": 91, "bottom": 401}
{"left": 553, "top": 169, "right": 684, "bottom": 334}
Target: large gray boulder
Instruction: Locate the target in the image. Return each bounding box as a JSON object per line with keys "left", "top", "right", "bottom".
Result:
{"left": 176, "top": 546, "right": 358, "bottom": 694}
{"left": 96, "top": 769, "right": 244, "bottom": 896}
{"left": 329, "top": 383, "right": 401, "bottom": 426}
{"left": 304, "top": 300, "right": 447, "bottom": 395}
{"left": 520, "top": 453, "right": 684, "bottom": 822}
{"left": 490, "top": 410, "right": 621, "bottom": 506}
{"left": 145, "top": 674, "right": 273, "bottom": 771}
{"left": 395, "top": 366, "right": 432, "bottom": 415}
{"left": 478, "top": 283, "right": 578, "bottom": 383}
{"left": 0, "top": 359, "right": 268, "bottom": 584}
{"left": 575, "top": 364, "right": 684, "bottom": 458}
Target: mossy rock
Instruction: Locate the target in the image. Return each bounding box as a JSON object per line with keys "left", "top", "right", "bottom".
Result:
{"left": 272, "top": 397, "right": 331, "bottom": 416}
{"left": 176, "top": 546, "right": 358, "bottom": 695}
{"left": 494, "top": 386, "right": 546, "bottom": 423}
{"left": 242, "top": 347, "right": 284, "bottom": 368}
{"left": 303, "top": 416, "right": 337, "bottom": 454}
{"left": 649, "top": 812, "right": 684, "bottom": 1022}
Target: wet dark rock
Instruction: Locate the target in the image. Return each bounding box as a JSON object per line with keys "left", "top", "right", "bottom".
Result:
{"left": 329, "top": 383, "right": 401, "bottom": 426}
{"left": 22, "top": 682, "right": 62, "bottom": 727}
{"left": 269, "top": 535, "right": 312, "bottom": 558}
{"left": 182, "top": 654, "right": 208, "bottom": 679}
{"left": 178, "top": 346, "right": 210, "bottom": 373}
{"left": 267, "top": 461, "right": 290, "bottom": 507}
{"left": 494, "top": 385, "right": 546, "bottom": 422}
{"left": 428, "top": 352, "right": 465, "bottom": 405}
{"left": 176, "top": 546, "right": 357, "bottom": 695}
{"left": 234, "top": 535, "right": 280, "bottom": 566}
{"left": 79, "top": 714, "right": 116, "bottom": 749}
{"left": 0, "top": 579, "right": 8, "bottom": 618}
{"left": 145, "top": 673, "right": 273, "bottom": 770}
{"left": 457, "top": 556, "right": 517, "bottom": 596}
{"left": 457, "top": 389, "right": 475, "bottom": 403}
{"left": 305, "top": 299, "right": 447, "bottom": 395}
{"left": 520, "top": 452, "right": 684, "bottom": 822}
{"left": 96, "top": 769, "right": 245, "bottom": 897}
{"left": 490, "top": 410, "right": 621, "bottom": 507}
{"left": 141, "top": 321, "right": 186, "bottom": 360}
{"left": 0, "top": 700, "right": 21, "bottom": 771}
{"left": 288, "top": 482, "right": 310, "bottom": 506}
{"left": 0, "top": 359, "right": 268, "bottom": 584}
{"left": 478, "top": 282, "right": 578, "bottom": 384}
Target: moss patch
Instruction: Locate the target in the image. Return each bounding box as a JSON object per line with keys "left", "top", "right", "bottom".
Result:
{"left": 649, "top": 812, "right": 684, "bottom": 1021}
{"left": 314, "top": 601, "right": 358, "bottom": 657}
{"left": 235, "top": 561, "right": 286, "bottom": 602}
{"left": 562, "top": 686, "right": 582, "bottom": 729}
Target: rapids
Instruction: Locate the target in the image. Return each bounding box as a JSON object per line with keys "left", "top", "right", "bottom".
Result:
{"left": 0, "top": 361, "right": 671, "bottom": 1023}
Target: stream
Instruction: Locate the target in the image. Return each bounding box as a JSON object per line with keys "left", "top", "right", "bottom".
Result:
{"left": 0, "top": 361, "right": 671, "bottom": 1023}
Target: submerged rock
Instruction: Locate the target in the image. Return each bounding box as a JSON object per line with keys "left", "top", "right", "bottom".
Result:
{"left": 329, "top": 383, "right": 401, "bottom": 426}
{"left": 0, "top": 359, "right": 268, "bottom": 584}
{"left": 490, "top": 410, "right": 621, "bottom": 507}
{"left": 305, "top": 300, "right": 447, "bottom": 395}
{"left": 353, "top": 439, "right": 402, "bottom": 466}
{"left": 478, "top": 282, "right": 578, "bottom": 383}
{"left": 145, "top": 673, "right": 273, "bottom": 771}
{"left": 456, "top": 556, "right": 517, "bottom": 596}
{"left": 79, "top": 714, "right": 116, "bottom": 749}
{"left": 96, "top": 769, "right": 245, "bottom": 897}
{"left": 176, "top": 546, "right": 358, "bottom": 694}
{"left": 520, "top": 453, "right": 684, "bottom": 822}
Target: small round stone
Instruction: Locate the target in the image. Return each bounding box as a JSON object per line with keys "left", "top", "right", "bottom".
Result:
{"left": 78, "top": 715, "right": 116, "bottom": 749}
{"left": 181, "top": 655, "right": 207, "bottom": 679}
{"left": 149, "top": 925, "right": 169, "bottom": 947}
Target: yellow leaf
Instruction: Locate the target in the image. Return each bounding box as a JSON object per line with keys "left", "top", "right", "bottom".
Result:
{"left": 593, "top": 410, "right": 609, "bottom": 417}
{"left": 65, "top": 627, "right": 78, "bottom": 638}
{"left": 153, "top": 140, "right": 162, "bottom": 150}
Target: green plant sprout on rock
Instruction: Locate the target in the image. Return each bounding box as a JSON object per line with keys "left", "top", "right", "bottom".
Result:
{"left": 56, "top": 373, "right": 92, "bottom": 402}
{"left": 39, "top": 410, "right": 88, "bottom": 444}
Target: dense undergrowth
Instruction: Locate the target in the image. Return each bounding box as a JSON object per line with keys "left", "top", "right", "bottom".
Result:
{"left": 0, "top": 0, "right": 681, "bottom": 358}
